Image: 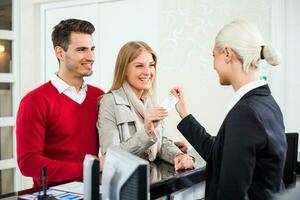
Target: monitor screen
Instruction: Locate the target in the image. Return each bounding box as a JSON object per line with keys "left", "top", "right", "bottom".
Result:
{"left": 102, "top": 147, "right": 149, "bottom": 200}
{"left": 283, "top": 132, "right": 299, "bottom": 187}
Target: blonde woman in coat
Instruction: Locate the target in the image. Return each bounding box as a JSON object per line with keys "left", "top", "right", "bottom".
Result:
{"left": 97, "top": 41, "right": 194, "bottom": 171}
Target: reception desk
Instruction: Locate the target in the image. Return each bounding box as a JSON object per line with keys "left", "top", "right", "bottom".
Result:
{"left": 0, "top": 149, "right": 207, "bottom": 200}
{"left": 150, "top": 149, "right": 207, "bottom": 199}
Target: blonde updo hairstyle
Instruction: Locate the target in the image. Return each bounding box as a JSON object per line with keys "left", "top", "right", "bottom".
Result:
{"left": 215, "top": 20, "right": 281, "bottom": 73}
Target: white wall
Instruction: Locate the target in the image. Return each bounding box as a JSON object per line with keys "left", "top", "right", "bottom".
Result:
{"left": 270, "top": 0, "right": 300, "bottom": 149}
{"left": 157, "top": 0, "right": 272, "bottom": 140}
{"left": 19, "top": 0, "right": 59, "bottom": 95}
{"left": 40, "top": 0, "right": 159, "bottom": 92}
{"left": 284, "top": 0, "right": 300, "bottom": 136}
{"left": 18, "top": 0, "right": 272, "bottom": 189}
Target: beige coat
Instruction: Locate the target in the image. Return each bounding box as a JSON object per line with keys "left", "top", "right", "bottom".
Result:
{"left": 97, "top": 87, "right": 182, "bottom": 164}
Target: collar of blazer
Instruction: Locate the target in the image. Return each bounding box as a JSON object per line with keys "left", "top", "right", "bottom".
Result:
{"left": 111, "top": 87, "right": 130, "bottom": 106}
{"left": 240, "top": 84, "right": 270, "bottom": 100}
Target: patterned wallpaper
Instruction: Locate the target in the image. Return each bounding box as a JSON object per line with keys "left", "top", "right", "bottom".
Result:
{"left": 157, "top": 0, "right": 271, "bottom": 139}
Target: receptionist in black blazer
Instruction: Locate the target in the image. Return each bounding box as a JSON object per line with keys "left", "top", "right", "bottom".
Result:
{"left": 171, "top": 20, "right": 287, "bottom": 200}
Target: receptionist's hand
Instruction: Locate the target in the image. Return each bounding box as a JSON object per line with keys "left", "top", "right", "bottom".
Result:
{"left": 174, "top": 154, "right": 194, "bottom": 171}
{"left": 144, "top": 107, "right": 168, "bottom": 135}
{"left": 170, "top": 87, "right": 189, "bottom": 119}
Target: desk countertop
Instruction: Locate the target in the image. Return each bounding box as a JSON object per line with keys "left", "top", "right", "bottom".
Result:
{"left": 0, "top": 149, "right": 207, "bottom": 200}
{"left": 150, "top": 148, "right": 207, "bottom": 199}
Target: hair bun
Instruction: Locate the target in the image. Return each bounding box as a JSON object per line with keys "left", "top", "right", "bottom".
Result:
{"left": 262, "top": 45, "right": 281, "bottom": 66}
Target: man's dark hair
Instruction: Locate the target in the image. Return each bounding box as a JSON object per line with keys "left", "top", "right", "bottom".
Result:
{"left": 51, "top": 18, "right": 95, "bottom": 51}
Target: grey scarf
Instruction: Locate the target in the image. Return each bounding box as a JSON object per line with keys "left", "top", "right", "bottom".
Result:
{"left": 122, "top": 81, "right": 161, "bottom": 161}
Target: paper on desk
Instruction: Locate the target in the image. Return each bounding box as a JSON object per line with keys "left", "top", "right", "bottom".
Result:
{"left": 19, "top": 189, "right": 66, "bottom": 200}
{"left": 50, "top": 181, "right": 102, "bottom": 194}
{"left": 33, "top": 189, "right": 66, "bottom": 196}
{"left": 18, "top": 194, "right": 36, "bottom": 200}
{"left": 19, "top": 189, "right": 82, "bottom": 200}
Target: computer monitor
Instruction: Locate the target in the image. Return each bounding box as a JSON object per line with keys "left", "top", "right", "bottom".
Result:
{"left": 283, "top": 132, "right": 298, "bottom": 187}
{"left": 102, "top": 147, "right": 149, "bottom": 200}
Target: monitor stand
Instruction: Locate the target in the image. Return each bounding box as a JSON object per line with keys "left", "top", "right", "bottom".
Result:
{"left": 37, "top": 167, "right": 58, "bottom": 200}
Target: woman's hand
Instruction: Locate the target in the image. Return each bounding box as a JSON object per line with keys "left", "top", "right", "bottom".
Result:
{"left": 174, "top": 154, "right": 194, "bottom": 171}
{"left": 170, "top": 86, "right": 189, "bottom": 119}
{"left": 144, "top": 107, "right": 168, "bottom": 135}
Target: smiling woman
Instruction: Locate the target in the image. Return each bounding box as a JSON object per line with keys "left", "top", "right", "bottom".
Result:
{"left": 109, "top": 41, "right": 157, "bottom": 98}
{"left": 97, "top": 41, "right": 194, "bottom": 172}
{"left": 170, "top": 20, "right": 287, "bottom": 200}
{"left": 125, "top": 50, "right": 156, "bottom": 99}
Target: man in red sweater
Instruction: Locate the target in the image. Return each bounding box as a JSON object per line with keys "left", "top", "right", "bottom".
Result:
{"left": 16, "top": 19, "right": 104, "bottom": 187}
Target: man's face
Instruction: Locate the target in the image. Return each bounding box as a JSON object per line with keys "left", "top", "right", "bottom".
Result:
{"left": 60, "top": 32, "right": 95, "bottom": 78}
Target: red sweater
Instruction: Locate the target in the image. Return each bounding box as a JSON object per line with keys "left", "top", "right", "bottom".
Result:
{"left": 16, "top": 81, "right": 104, "bottom": 187}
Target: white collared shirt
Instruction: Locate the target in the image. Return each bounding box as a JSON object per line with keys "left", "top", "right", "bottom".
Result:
{"left": 227, "top": 79, "right": 267, "bottom": 113}
{"left": 50, "top": 73, "right": 87, "bottom": 104}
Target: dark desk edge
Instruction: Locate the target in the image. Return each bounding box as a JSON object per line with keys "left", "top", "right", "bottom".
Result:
{"left": 0, "top": 167, "right": 207, "bottom": 200}
{"left": 150, "top": 167, "right": 207, "bottom": 199}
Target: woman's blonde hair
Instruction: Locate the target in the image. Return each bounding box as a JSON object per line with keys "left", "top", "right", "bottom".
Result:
{"left": 110, "top": 41, "right": 157, "bottom": 98}
{"left": 215, "top": 19, "right": 281, "bottom": 72}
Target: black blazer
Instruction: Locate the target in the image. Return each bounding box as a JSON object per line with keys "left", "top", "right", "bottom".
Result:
{"left": 178, "top": 84, "right": 287, "bottom": 200}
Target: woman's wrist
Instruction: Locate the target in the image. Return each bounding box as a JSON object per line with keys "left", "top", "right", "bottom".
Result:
{"left": 145, "top": 126, "right": 154, "bottom": 136}
{"left": 179, "top": 111, "right": 189, "bottom": 119}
